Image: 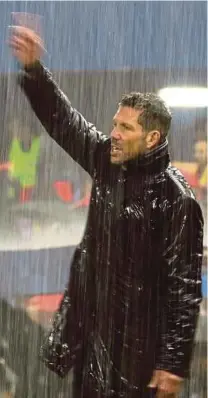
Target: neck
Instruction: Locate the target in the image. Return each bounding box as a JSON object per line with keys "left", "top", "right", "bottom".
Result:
{"left": 125, "top": 139, "right": 170, "bottom": 175}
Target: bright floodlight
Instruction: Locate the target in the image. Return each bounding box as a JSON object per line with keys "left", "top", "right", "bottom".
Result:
{"left": 158, "top": 87, "right": 208, "bottom": 108}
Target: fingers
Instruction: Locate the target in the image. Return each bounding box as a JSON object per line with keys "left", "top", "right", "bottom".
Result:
{"left": 155, "top": 380, "right": 180, "bottom": 397}
{"left": 148, "top": 371, "right": 158, "bottom": 388}
{"left": 8, "top": 26, "right": 44, "bottom": 51}
{"left": 148, "top": 370, "right": 182, "bottom": 397}
{"left": 156, "top": 387, "right": 176, "bottom": 398}
{"left": 156, "top": 392, "right": 176, "bottom": 398}
{"left": 7, "top": 25, "right": 45, "bottom": 65}
{"left": 9, "top": 25, "right": 39, "bottom": 42}
{"left": 156, "top": 389, "right": 165, "bottom": 398}
{"left": 8, "top": 37, "right": 36, "bottom": 64}
{"left": 8, "top": 36, "right": 29, "bottom": 51}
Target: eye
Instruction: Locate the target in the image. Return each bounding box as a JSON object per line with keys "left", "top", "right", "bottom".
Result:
{"left": 122, "top": 124, "right": 132, "bottom": 131}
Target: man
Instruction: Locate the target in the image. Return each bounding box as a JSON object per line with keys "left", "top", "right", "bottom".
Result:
{"left": 9, "top": 27, "right": 203, "bottom": 398}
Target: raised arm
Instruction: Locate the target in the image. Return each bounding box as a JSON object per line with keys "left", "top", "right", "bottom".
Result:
{"left": 9, "top": 26, "right": 109, "bottom": 176}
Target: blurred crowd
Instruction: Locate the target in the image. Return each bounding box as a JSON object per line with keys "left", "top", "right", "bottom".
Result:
{"left": 0, "top": 117, "right": 91, "bottom": 211}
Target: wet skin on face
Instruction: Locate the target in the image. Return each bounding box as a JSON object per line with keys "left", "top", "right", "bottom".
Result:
{"left": 110, "top": 106, "right": 161, "bottom": 164}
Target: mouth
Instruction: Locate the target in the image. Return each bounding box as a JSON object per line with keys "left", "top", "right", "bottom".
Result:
{"left": 111, "top": 144, "right": 123, "bottom": 155}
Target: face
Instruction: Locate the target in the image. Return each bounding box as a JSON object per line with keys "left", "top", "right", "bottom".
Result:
{"left": 110, "top": 106, "right": 160, "bottom": 164}
{"left": 194, "top": 140, "right": 207, "bottom": 164}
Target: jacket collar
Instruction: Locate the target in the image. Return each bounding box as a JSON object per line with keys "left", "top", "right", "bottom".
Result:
{"left": 123, "top": 139, "right": 170, "bottom": 176}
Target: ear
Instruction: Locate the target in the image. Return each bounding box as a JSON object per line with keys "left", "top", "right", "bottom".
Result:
{"left": 145, "top": 130, "right": 161, "bottom": 149}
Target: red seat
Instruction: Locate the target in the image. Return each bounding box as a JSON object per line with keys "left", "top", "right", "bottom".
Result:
{"left": 53, "top": 181, "right": 73, "bottom": 202}
{"left": 25, "top": 294, "right": 63, "bottom": 313}
{"left": 180, "top": 170, "right": 198, "bottom": 188}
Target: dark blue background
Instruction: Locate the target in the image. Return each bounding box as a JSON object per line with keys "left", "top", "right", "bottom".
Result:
{"left": 0, "top": 1, "right": 206, "bottom": 72}
{"left": 0, "top": 247, "right": 76, "bottom": 301}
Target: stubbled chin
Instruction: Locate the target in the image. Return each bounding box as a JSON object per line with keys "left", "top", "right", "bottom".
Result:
{"left": 110, "top": 154, "right": 123, "bottom": 164}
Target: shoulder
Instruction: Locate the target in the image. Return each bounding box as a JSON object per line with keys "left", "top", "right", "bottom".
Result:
{"left": 152, "top": 165, "right": 203, "bottom": 226}
{"left": 88, "top": 124, "right": 110, "bottom": 150}
{"left": 165, "top": 164, "right": 195, "bottom": 199}
{"left": 165, "top": 165, "right": 202, "bottom": 214}
{"left": 148, "top": 164, "right": 194, "bottom": 211}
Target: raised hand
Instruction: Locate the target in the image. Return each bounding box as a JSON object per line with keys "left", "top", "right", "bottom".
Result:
{"left": 8, "top": 25, "right": 44, "bottom": 67}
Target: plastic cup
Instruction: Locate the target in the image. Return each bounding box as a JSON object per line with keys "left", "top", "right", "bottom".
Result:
{"left": 11, "top": 12, "right": 43, "bottom": 36}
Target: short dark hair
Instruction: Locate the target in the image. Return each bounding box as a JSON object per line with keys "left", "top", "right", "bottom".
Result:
{"left": 119, "top": 92, "right": 172, "bottom": 140}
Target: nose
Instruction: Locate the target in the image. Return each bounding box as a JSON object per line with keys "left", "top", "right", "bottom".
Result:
{"left": 110, "top": 128, "right": 121, "bottom": 140}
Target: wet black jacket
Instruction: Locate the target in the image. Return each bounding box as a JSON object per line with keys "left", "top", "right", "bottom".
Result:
{"left": 18, "top": 63, "right": 203, "bottom": 396}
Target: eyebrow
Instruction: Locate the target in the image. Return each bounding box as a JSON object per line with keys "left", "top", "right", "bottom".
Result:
{"left": 113, "top": 119, "right": 134, "bottom": 130}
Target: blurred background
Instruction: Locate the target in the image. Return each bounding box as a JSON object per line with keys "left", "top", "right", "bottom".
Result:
{"left": 0, "top": 1, "right": 206, "bottom": 397}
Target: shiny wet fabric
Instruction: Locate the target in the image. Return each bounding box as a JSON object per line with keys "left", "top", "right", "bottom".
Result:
{"left": 18, "top": 62, "right": 204, "bottom": 397}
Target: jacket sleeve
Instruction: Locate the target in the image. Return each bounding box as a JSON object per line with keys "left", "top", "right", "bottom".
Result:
{"left": 17, "top": 61, "right": 110, "bottom": 176}
{"left": 156, "top": 196, "right": 204, "bottom": 378}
